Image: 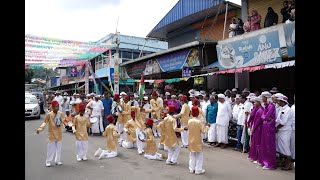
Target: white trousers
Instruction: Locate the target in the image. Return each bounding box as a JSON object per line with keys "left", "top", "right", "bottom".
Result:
{"left": 180, "top": 125, "right": 188, "bottom": 146}
{"left": 207, "top": 123, "right": 217, "bottom": 142}
{"left": 153, "top": 121, "right": 161, "bottom": 137}
{"left": 136, "top": 128, "right": 145, "bottom": 153}
{"left": 189, "top": 152, "right": 204, "bottom": 172}
{"left": 100, "top": 150, "right": 118, "bottom": 159}
{"left": 158, "top": 144, "right": 169, "bottom": 151}
{"left": 144, "top": 152, "right": 162, "bottom": 160}
{"left": 46, "top": 141, "right": 62, "bottom": 163}
{"left": 290, "top": 130, "right": 295, "bottom": 159}
{"left": 277, "top": 130, "right": 292, "bottom": 157}
{"left": 116, "top": 123, "right": 125, "bottom": 142}
{"left": 91, "top": 115, "right": 104, "bottom": 133}
{"left": 122, "top": 141, "right": 137, "bottom": 149}
{"left": 166, "top": 144, "right": 181, "bottom": 163}
{"left": 216, "top": 124, "right": 228, "bottom": 144}
{"left": 76, "top": 140, "right": 88, "bottom": 159}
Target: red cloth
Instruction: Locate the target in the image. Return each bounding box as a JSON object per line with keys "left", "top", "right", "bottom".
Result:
{"left": 79, "top": 104, "right": 85, "bottom": 111}
{"left": 181, "top": 95, "right": 187, "bottom": 102}
{"left": 163, "top": 100, "right": 168, "bottom": 106}
{"left": 191, "top": 106, "right": 199, "bottom": 117}
{"left": 51, "top": 100, "right": 59, "bottom": 107}
{"left": 107, "top": 115, "right": 114, "bottom": 123}
{"left": 125, "top": 95, "right": 130, "bottom": 100}
{"left": 146, "top": 118, "right": 153, "bottom": 126}
{"left": 114, "top": 94, "right": 120, "bottom": 100}
{"left": 152, "top": 91, "right": 158, "bottom": 96}
{"left": 168, "top": 105, "right": 175, "bottom": 113}
{"left": 192, "top": 98, "right": 200, "bottom": 106}
{"left": 131, "top": 110, "right": 135, "bottom": 117}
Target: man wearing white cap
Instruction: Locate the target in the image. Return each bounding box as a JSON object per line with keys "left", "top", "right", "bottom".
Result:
{"left": 61, "top": 96, "right": 70, "bottom": 115}
{"left": 142, "top": 96, "right": 151, "bottom": 118}
{"left": 120, "top": 92, "right": 127, "bottom": 103}
{"left": 86, "top": 95, "right": 105, "bottom": 135}
{"left": 290, "top": 95, "right": 295, "bottom": 167}
{"left": 276, "top": 95, "right": 294, "bottom": 170}
{"left": 214, "top": 94, "right": 232, "bottom": 148}
{"left": 165, "top": 92, "right": 171, "bottom": 100}
{"left": 54, "top": 91, "right": 64, "bottom": 111}
{"left": 201, "top": 94, "right": 210, "bottom": 141}
{"left": 241, "top": 93, "right": 255, "bottom": 152}
{"left": 234, "top": 94, "right": 246, "bottom": 151}
{"left": 188, "top": 94, "right": 195, "bottom": 109}
{"left": 272, "top": 93, "right": 283, "bottom": 117}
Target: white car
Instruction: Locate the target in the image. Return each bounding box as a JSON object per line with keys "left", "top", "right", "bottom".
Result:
{"left": 25, "top": 94, "right": 41, "bottom": 119}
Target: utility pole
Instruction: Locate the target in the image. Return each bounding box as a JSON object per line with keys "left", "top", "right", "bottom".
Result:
{"left": 113, "top": 17, "right": 120, "bottom": 94}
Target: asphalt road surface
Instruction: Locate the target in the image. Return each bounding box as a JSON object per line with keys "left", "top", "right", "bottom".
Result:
{"left": 26, "top": 115, "right": 295, "bottom": 180}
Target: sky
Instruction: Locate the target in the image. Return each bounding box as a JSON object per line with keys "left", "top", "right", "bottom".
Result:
{"left": 25, "top": 0, "right": 241, "bottom": 42}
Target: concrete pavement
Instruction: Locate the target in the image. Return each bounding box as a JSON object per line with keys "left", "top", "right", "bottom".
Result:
{"left": 25, "top": 115, "right": 295, "bottom": 180}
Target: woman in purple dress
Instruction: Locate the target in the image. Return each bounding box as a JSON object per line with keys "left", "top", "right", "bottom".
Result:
{"left": 258, "top": 92, "right": 277, "bottom": 170}
{"left": 248, "top": 97, "right": 264, "bottom": 162}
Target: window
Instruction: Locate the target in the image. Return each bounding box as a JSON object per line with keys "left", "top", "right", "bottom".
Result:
{"left": 122, "top": 51, "right": 132, "bottom": 59}
{"left": 132, "top": 52, "right": 140, "bottom": 59}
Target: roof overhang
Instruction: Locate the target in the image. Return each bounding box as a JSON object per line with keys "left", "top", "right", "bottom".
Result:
{"left": 147, "top": 1, "right": 241, "bottom": 40}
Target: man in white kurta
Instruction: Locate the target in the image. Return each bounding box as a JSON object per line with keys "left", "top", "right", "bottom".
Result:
{"left": 276, "top": 95, "right": 294, "bottom": 170}
{"left": 86, "top": 95, "right": 104, "bottom": 134}
{"left": 54, "top": 91, "right": 64, "bottom": 111}
{"left": 290, "top": 96, "right": 295, "bottom": 165}
{"left": 214, "top": 94, "right": 232, "bottom": 148}
{"left": 200, "top": 95, "right": 210, "bottom": 140}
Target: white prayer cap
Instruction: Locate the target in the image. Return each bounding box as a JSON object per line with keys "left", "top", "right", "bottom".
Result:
{"left": 189, "top": 94, "right": 195, "bottom": 98}
{"left": 277, "top": 95, "right": 288, "bottom": 104}
{"left": 188, "top": 89, "right": 195, "bottom": 94}
{"left": 217, "top": 94, "right": 226, "bottom": 99}
{"left": 235, "top": 94, "right": 241, "bottom": 99}
{"left": 242, "top": 88, "right": 250, "bottom": 93}
{"left": 73, "top": 93, "right": 76, "bottom": 96}
{"left": 261, "top": 91, "right": 272, "bottom": 98}
{"left": 171, "top": 95, "right": 177, "bottom": 98}
{"left": 250, "top": 95, "right": 257, "bottom": 102}
{"left": 120, "top": 92, "right": 127, "bottom": 96}
{"left": 224, "top": 89, "right": 231, "bottom": 95}
{"left": 178, "top": 94, "right": 183, "bottom": 97}
{"left": 211, "top": 92, "right": 216, "bottom": 96}
{"left": 272, "top": 93, "right": 284, "bottom": 98}
{"left": 65, "top": 109, "right": 70, "bottom": 112}
{"left": 143, "top": 96, "right": 148, "bottom": 101}
{"left": 165, "top": 92, "right": 171, "bottom": 96}
{"left": 134, "top": 94, "right": 139, "bottom": 98}
{"left": 252, "top": 96, "right": 263, "bottom": 103}
{"left": 63, "top": 96, "right": 67, "bottom": 99}
{"left": 194, "top": 91, "right": 201, "bottom": 97}
{"left": 232, "top": 88, "right": 237, "bottom": 92}
{"left": 86, "top": 94, "right": 91, "bottom": 97}
{"left": 246, "top": 93, "right": 256, "bottom": 99}
{"left": 63, "top": 92, "right": 68, "bottom": 95}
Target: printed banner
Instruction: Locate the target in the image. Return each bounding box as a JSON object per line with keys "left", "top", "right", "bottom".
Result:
{"left": 216, "top": 30, "right": 282, "bottom": 70}
{"left": 182, "top": 67, "right": 192, "bottom": 77}
{"left": 61, "top": 76, "right": 68, "bottom": 85}
{"left": 283, "top": 22, "right": 295, "bottom": 58}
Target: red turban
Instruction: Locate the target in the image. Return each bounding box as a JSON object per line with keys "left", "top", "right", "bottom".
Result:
{"left": 106, "top": 115, "right": 115, "bottom": 123}
{"left": 51, "top": 100, "right": 59, "bottom": 107}
{"left": 152, "top": 91, "right": 158, "bottom": 96}
{"left": 191, "top": 106, "right": 199, "bottom": 117}
{"left": 131, "top": 110, "right": 135, "bottom": 117}
{"left": 146, "top": 118, "right": 154, "bottom": 126}
{"left": 181, "top": 95, "right": 187, "bottom": 102}
{"left": 125, "top": 95, "right": 130, "bottom": 100}
{"left": 79, "top": 103, "right": 85, "bottom": 111}
{"left": 168, "top": 105, "right": 175, "bottom": 113}
{"left": 192, "top": 98, "right": 200, "bottom": 106}
{"left": 114, "top": 94, "right": 120, "bottom": 100}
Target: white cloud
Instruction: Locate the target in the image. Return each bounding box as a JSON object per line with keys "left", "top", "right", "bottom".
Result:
{"left": 26, "top": 0, "right": 241, "bottom": 42}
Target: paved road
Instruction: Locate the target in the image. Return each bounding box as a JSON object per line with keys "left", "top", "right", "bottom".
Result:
{"left": 26, "top": 115, "right": 295, "bottom": 180}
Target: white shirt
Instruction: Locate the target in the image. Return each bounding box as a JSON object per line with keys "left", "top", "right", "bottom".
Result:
{"left": 157, "top": 97, "right": 163, "bottom": 108}
{"left": 232, "top": 103, "right": 241, "bottom": 123}
{"left": 276, "top": 104, "right": 294, "bottom": 131}
{"left": 143, "top": 103, "right": 151, "bottom": 118}
{"left": 201, "top": 100, "right": 210, "bottom": 118}
{"left": 188, "top": 101, "right": 193, "bottom": 110}
{"left": 275, "top": 103, "right": 281, "bottom": 118}
{"left": 86, "top": 100, "right": 104, "bottom": 116}
{"left": 54, "top": 95, "right": 64, "bottom": 110}
{"left": 291, "top": 104, "right": 295, "bottom": 131}
{"left": 216, "top": 101, "right": 232, "bottom": 126}
{"left": 237, "top": 103, "right": 246, "bottom": 126}
{"left": 244, "top": 100, "right": 253, "bottom": 121}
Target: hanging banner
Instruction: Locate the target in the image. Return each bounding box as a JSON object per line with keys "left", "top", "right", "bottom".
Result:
{"left": 144, "top": 59, "right": 161, "bottom": 75}
{"left": 156, "top": 48, "right": 200, "bottom": 72}
{"left": 182, "top": 66, "right": 192, "bottom": 77}
{"left": 216, "top": 29, "right": 282, "bottom": 70}
{"left": 283, "top": 22, "right": 295, "bottom": 58}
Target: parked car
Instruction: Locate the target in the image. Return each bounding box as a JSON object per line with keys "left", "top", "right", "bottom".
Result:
{"left": 25, "top": 94, "right": 41, "bottom": 119}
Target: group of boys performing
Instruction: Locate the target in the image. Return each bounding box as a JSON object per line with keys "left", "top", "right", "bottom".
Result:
{"left": 36, "top": 87, "right": 295, "bottom": 174}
